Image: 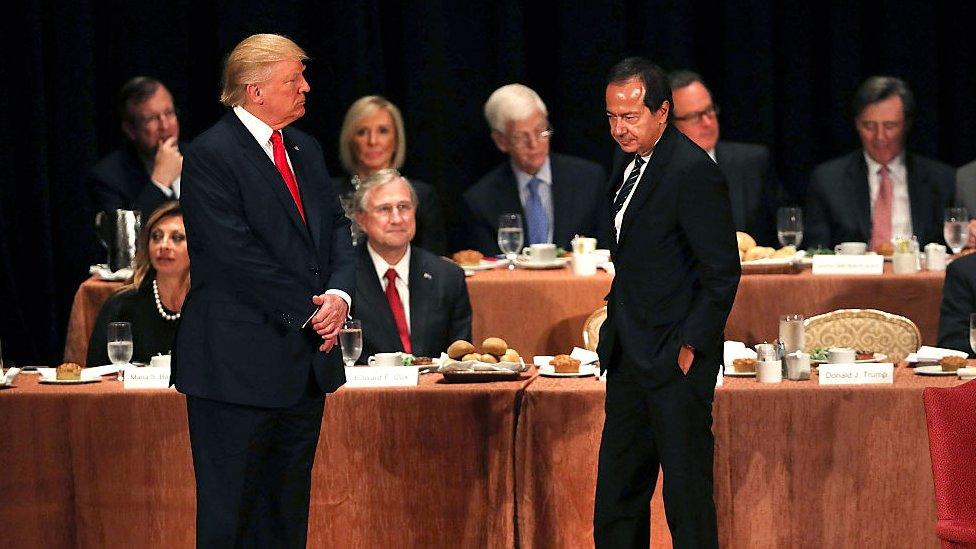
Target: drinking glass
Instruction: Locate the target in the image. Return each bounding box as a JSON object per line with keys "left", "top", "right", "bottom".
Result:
{"left": 497, "top": 213, "right": 524, "bottom": 270}
{"left": 969, "top": 314, "right": 976, "bottom": 357}
{"left": 339, "top": 319, "right": 363, "bottom": 367}
{"left": 944, "top": 207, "right": 969, "bottom": 254}
{"left": 107, "top": 321, "right": 133, "bottom": 381}
{"left": 778, "top": 314, "right": 805, "bottom": 354}
{"left": 777, "top": 207, "right": 803, "bottom": 249}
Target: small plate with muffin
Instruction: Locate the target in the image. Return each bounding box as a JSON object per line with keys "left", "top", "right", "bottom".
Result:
{"left": 451, "top": 250, "right": 503, "bottom": 275}
{"left": 914, "top": 355, "right": 968, "bottom": 376}
{"left": 535, "top": 354, "right": 598, "bottom": 377}
{"left": 724, "top": 358, "right": 757, "bottom": 377}
{"left": 38, "top": 362, "right": 102, "bottom": 384}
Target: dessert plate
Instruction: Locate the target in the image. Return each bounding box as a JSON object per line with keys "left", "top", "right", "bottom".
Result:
{"left": 516, "top": 256, "right": 569, "bottom": 269}
{"left": 538, "top": 364, "right": 597, "bottom": 377}
{"left": 913, "top": 365, "right": 959, "bottom": 376}
{"left": 39, "top": 378, "right": 101, "bottom": 384}
{"left": 723, "top": 369, "right": 756, "bottom": 377}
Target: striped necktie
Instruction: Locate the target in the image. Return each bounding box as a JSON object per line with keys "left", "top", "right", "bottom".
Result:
{"left": 612, "top": 155, "right": 645, "bottom": 219}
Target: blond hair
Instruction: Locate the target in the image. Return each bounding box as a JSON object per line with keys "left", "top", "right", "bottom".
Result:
{"left": 338, "top": 95, "right": 406, "bottom": 174}
{"left": 220, "top": 34, "right": 308, "bottom": 107}
{"left": 484, "top": 84, "right": 548, "bottom": 133}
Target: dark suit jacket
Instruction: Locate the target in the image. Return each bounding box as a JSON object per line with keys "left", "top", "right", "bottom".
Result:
{"left": 88, "top": 142, "right": 177, "bottom": 217}
{"left": 598, "top": 125, "right": 741, "bottom": 394}
{"left": 805, "top": 150, "right": 955, "bottom": 248}
{"left": 955, "top": 160, "right": 976, "bottom": 214}
{"left": 715, "top": 140, "right": 780, "bottom": 246}
{"left": 461, "top": 153, "right": 609, "bottom": 254}
{"left": 173, "top": 111, "right": 355, "bottom": 408}
{"left": 937, "top": 252, "right": 976, "bottom": 357}
{"left": 333, "top": 175, "right": 447, "bottom": 255}
{"left": 353, "top": 244, "right": 471, "bottom": 359}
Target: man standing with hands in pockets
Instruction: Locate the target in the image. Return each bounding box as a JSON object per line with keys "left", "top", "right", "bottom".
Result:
{"left": 594, "top": 57, "right": 740, "bottom": 548}
{"left": 173, "top": 34, "right": 355, "bottom": 547}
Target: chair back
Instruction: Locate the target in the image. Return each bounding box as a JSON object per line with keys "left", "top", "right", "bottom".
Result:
{"left": 803, "top": 308, "right": 921, "bottom": 361}
{"left": 582, "top": 306, "right": 607, "bottom": 352}
{"left": 923, "top": 380, "right": 976, "bottom": 547}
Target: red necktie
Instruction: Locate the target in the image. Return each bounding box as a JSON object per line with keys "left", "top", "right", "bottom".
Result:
{"left": 870, "top": 165, "right": 893, "bottom": 252}
{"left": 384, "top": 268, "right": 412, "bottom": 353}
{"left": 270, "top": 130, "right": 306, "bottom": 222}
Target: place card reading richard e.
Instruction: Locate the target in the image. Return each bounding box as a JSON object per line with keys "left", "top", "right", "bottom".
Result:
{"left": 811, "top": 254, "right": 884, "bottom": 275}
{"left": 818, "top": 363, "right": 893, "bottom": 385}
{"left": 123, "top": 365, "right": 173, "bottom": 389}
{"left": 344, "top": 366, "right": 419, "bottom": 388}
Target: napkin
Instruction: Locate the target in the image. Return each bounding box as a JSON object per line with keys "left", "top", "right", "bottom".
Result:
{"left": 958, "top": 367, "right": 976, "bottom": 380}
{"left": 89, "top": 264, "right": 133, "bottom": 281}
{"left": 1, "top": 367, "right": 20, "bottom": 386}
{"left": 38, "top": 364, "right": 119, "bottom": 381}
{"left": 723, "top": 341, "right": 757, "bottom": 369}
{"left": 906, "top": 346, "right": 968, "bottom": 363}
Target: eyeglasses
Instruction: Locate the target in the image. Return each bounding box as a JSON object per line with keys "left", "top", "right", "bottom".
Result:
{"left": 673, "top": 104, "right": 719, "bottom": 123}
{"left": 508, "top": 127, "right": 554, "bottom": 148}
{"left": 137, "top": 108, "right": 178, "bottom": 128}
{"left": 370, "top": 202, "right": 415, "bottom": 219}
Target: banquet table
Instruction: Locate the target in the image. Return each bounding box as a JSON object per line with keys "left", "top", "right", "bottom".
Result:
{"left": 516, "top": 365, "right": 965, "bottom": 549}
{"left": 65, "top": 265, "right": 946, "bottom": 366}
{"left": 0, "top": 373, "right": 531, "bottom": 548}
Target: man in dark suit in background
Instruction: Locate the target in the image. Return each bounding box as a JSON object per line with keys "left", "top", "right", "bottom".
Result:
{"left": 669, "top": 69, "right": 781, "bottom": 246}
{"left": 88, "top": 76, "right": 183, "bottom": 217}
{"left": 351, "top": 169, "right": 470, "bottom": 359}
{"left": 462, "top": 84, "right": 609, "bottom": 254}
{"left": 595, "top": 57, "right": 740, "bottom": 548}
{"left": 173, "top": 34, "right": 355, "bottom": 547}
{"left": 937, "top": 251, "right": 976, "bottom": 356}
{"left": 805, "top": 76, "right": 955, "bottom": 250}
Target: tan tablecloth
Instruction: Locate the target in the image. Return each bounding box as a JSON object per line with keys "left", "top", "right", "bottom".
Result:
{"left": 0, "top": 373, "right": 530, "bottom": 548}
{"left": 64, "top": 266, "right": 946, "bottom": 366}
{"left": 516, "top": 365, "right": 966, "bottom": 549}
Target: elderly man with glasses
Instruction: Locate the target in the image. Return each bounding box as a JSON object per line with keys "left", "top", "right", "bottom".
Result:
{"left": 88, "top": 76, "right": 185, "bottom": 218}
{"left": 461, "top": 84, "right": 609, "bottom": 255}
{"left": 352, "top": 169, "right": 471, "bottom": 360}
{"left": 669, "top": 69, "right": 782, "bottom": 246}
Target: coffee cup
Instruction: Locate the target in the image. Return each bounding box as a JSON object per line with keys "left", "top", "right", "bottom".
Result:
{"left": 523, "top": 243, "right": 557, "bottom": 262}
{"left": 571, "top": 253, "right": 598, "bottom": 276}
{"left": 827, "top": 347, "right": 856, "bottom": 363}
{"left": 149, "top": 354, "right": 171, "bottom": 368}
{"left": 834, "top": 242, "right": 868, "bottom": 255}
{"left": 757, "top": 360, "right": 782, "bottom": 383}
{"left": 571, "top": 236, "right": 597, "bottom": 255}
{"left": 368, "top": 352, "right": 403, "bottom": 367}
{"left": 784, "top": 352, "right": 810, "bottom": 380}
{"left": 891, "top": 252, "right": 918, "bottom": 274}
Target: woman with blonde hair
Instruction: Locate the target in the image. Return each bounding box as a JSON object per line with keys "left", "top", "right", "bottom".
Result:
{"left": 87, "top": 201, "right": 189, "bottom": 365}
{"left": 335, "top": 95, "right": 446, "bottom": 254}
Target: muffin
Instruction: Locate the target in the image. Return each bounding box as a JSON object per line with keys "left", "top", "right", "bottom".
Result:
{"left": 732, "top": 358, "right": 757, "bottom": 373}
{"left": 451, "top": 249, "right": 484, "bottom": 266}
{"left": 550, "top": 354, "right": 581, "bottom": 373}
{"left": 56, "top": 362, "right": 82, "bottom": 380}
{"left": 940, "top": 355, "right": 966, "bottom": 372}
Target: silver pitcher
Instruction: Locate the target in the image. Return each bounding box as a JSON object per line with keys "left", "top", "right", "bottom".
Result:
{"left": 95, "top": 209, "right": 141, "bottom": 272}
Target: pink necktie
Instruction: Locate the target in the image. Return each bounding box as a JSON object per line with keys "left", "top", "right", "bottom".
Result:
{"left": 384, "top": 268, "right": 412, "bottom": 353}
{"left": 870, "top": 165, "right": 892, "bottom": 252}
{"left": 270, "top": 130, "right": 306, "bottom": 222}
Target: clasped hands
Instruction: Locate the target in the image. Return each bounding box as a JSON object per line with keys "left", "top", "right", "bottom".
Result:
{"left": 310, "top": 294, "right": 348, "bottom": 352}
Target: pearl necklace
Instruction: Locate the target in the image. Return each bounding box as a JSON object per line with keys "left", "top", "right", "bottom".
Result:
{"left": 153, "top": 279, "right": 181, "bottom": 321}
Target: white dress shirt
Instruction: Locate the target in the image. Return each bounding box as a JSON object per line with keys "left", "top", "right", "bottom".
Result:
{"left": 367, "top": 243, "right": 412, "bottom": 332}
{"left": 614, "top": 151, "right": 652, "bottom": 242}
{"left": 864, "top": 152, "right": 912, "bottom": 239}
{"left": 513, "top": 156, "right": 554, "bottom": 243}
{"left": 232, "top": 106, "right": 352, "bottom": 311}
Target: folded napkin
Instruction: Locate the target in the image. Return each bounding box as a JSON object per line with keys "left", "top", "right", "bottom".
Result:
{"left": 89, "top": 264, "right": 133, "bottom": 281}
{"left": 906, "top": 346, "right": 968, "bottom": 363}
{"left": 37, "top": 364, "right": 120, "bottom": 381}
{"left": 1, "top": 367, "right": 20, "bottom": 386}
{"left": 723, "top": 341, "right": 758, "bottom": 369}
{"left": 958, "top": 367, "right": 976, "bottom": 380}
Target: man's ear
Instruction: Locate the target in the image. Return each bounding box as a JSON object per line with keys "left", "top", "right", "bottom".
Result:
{"left": 245, "top": 83, "right": 262, "bottom": 104}
{"left": 490, "top": 130, "right": 510, "bottom": 154}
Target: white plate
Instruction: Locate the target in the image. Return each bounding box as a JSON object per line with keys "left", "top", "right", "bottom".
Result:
{"left": 516, "top": 256, "right": 569, "bottom": 269}
{"left": 811, "top": 353, "right": 888, "bottom": 366}
{"left": 538, "top": 364, "right": 597, "bottom": 377}
{"left": 39, "top": 377, "right": 102, "bottom": 384}
{"left": 740, "top": 256, "right": 796, "bottom": 266}
{"left": 913, "top": 365, "right": 961, "bottom": 376}
{"left": 461, "top": 259, "right": 504, "bottom": 273}
{"left": 723, "top": 369, "right": 756, "bottom": 377}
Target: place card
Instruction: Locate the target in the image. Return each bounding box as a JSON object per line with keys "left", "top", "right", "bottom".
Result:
{"left": 812, "top": 254, "right": 884, "bottom": 275}
{"left": 344, "top": 366, "right": 418, "bottom": 388}
{"left": 818, "top": 363, "right": 893, "bottom": 385}
{"left": 123, "top": 365, "right": 173, "bottom": 389}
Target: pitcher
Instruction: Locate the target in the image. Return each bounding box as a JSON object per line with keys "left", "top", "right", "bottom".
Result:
{"left": 95, "top": 209, "right": 141, "bottom": 272}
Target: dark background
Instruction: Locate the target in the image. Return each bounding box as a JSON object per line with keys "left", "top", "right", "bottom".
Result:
{"left": 1, "top": 1, "right": 974, "bottom": 364}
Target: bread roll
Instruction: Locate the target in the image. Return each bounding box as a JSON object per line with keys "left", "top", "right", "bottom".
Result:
{"left": 501, "top": 349, "right": 520, "bottom": 363}
{"left": 743, "top": 246, "right": 774, "bottom": 261}
{"left": 461, "top": 353, "right": 481, "bottom": 362}
{"left": 447, "top": 340, "right": 476, "bottom": 359}
{"left": 771, "top": 246, "right": 796, "bottom": 258}
{"left": 482, "top": 337, "right": 508, "bottom": 356}
{"left": 736, "top": 231, "right": 756, "bottom": 252}
{"left": 480, "top": 354, "right": 498, "bottom": 364}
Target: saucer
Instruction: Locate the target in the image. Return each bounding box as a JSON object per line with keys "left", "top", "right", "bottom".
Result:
{"left": 515, "top": 256, "right": 569, "bottom": 269}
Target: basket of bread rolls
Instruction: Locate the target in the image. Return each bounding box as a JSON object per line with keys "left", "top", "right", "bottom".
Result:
{"left": 737, "top": 231, "right": 801, "bottom": 274}
{"left": 439, "top": 338, "right": 528, "bottom": 382}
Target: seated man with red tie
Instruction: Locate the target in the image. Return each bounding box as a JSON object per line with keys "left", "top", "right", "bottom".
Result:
{"left": 351, "top": 169, "right": 472, "bottom": 359}
{"left": 805, "top": 76, "right": 954, "bottom": 250}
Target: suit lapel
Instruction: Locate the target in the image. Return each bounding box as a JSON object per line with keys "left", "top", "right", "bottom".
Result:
{"left": 617, "top": 125, "right": 678, "bottom": 245}
{"left": 407, "top": 250, "right": 430, "bottom": 354}
{"left": 606, "top": 152, "right": 629, "bottom": 256}
{"left": 848, "top": 153, "right": 872, "bottom": 239}
{"left": 227, "top": 114, "right": 313, "bottom": 249}
{"left": 283, "top": 129, "right": 322, "bottom": 250}
{"left": 357, "top": 247, "right": 402, "bottom": 352}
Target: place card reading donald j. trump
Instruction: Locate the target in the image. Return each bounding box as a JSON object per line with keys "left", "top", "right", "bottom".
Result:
{"left": 344, "top": 366, "right": 418, "bottom": 388}
{"left": 812, "top": 254, "right": 884, "bottom": 275}
{"left": 818, "top": 363, "right": 893, "bottom": 385}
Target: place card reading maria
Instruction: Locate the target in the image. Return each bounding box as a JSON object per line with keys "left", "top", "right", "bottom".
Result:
{"left": 123, "top": 365, "right": 173, "bottom": 389}
{"left": 812, "top": 254, "right": 884, "bottom": 275}
{"left": 344, "top": 366, "right": 418, "bottom": 388}
{"left": 818, "top": 363, "right": 893, "bottom": 385}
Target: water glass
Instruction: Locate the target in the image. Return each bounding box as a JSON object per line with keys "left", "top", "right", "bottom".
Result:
{"left": 497, "top": 213, "right": 524, "bottom": 270}
{"left": 777, "top": 207, "right": 803, "bottom": 249}
{"left": 778, "top": 314, "right": 805, "bottom": 354}
{"left": 944, "top": 207, "right": 969, "bottom": 254}
{"left": 339, "top": 319, "right": 363, "bottom": 367}
{"left": 107, "top": 321, "right": 133, "bottom": 381}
